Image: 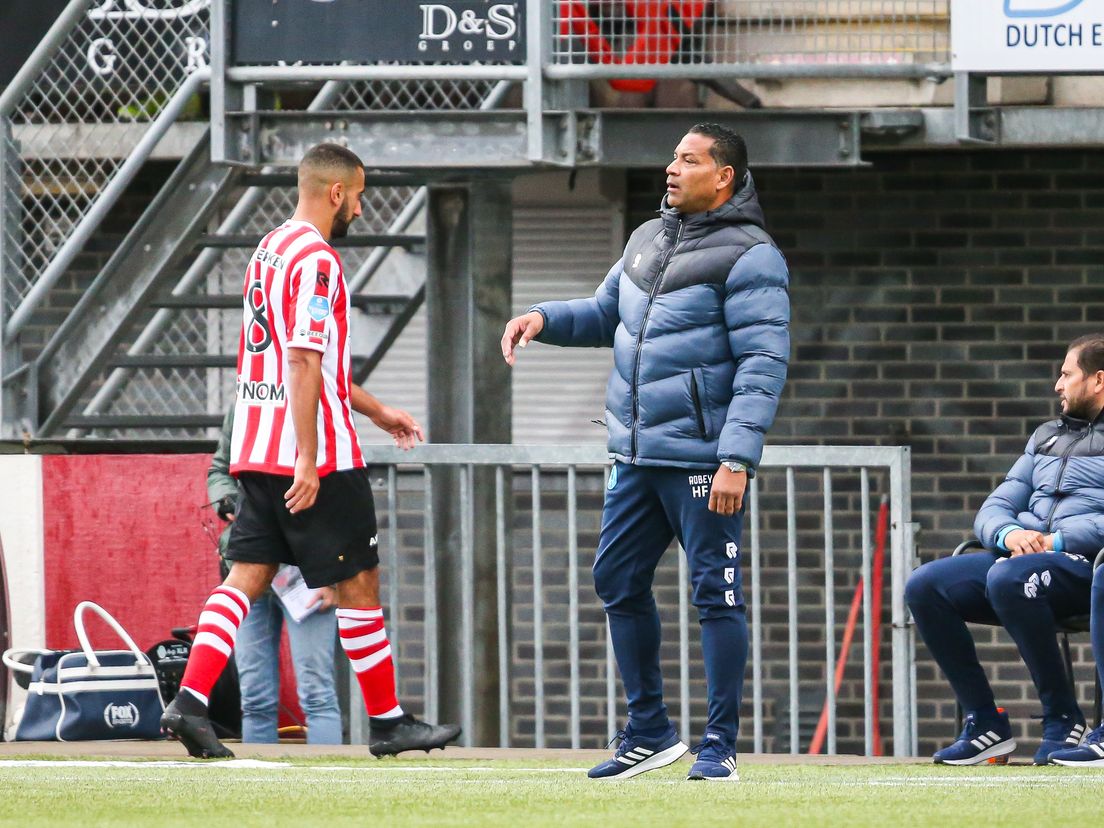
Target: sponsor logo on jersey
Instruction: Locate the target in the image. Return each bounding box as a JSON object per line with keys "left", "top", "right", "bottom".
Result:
{"left": 308, "top": 295, "right": 330, "bottom": 322}
{"left": 298, "top": 327, "right": 330, "bottom": 344}
{"left": 238, "top": 379, "right": 286, "bottom": 406}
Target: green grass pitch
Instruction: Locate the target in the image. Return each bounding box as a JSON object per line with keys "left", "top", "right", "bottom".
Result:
{"left": 3, "top": 756, "right": 1101, "bottom": 827}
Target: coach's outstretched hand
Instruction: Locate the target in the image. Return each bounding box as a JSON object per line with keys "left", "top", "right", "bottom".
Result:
{"left": 501, "top": 311, "right": 545, "bottom": 366}
{"left": 371, "top": 405, "right": 425, "bottom": 451}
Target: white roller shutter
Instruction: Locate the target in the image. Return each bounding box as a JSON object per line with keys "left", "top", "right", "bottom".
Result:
{"left": 358, "top": 204, "right": 619, "bottom": 446}
{"left": 510, "top": 206, "right": 617, "bottom": 445}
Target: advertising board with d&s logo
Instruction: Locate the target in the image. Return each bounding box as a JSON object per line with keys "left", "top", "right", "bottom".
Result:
{"left": 233, "top": 1, "right": 525, "bottom": 65}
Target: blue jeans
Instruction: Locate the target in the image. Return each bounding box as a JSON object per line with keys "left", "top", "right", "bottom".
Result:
{"left": 236, "top": 590, "right": 342, "bottom": 744}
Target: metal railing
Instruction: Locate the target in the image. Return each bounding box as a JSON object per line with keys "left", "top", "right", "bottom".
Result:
{"left": 352, "top": 443, "right": 918, "bottom": 757}
{"left": 550, "top": 0, "right": 951, "bottom": 79}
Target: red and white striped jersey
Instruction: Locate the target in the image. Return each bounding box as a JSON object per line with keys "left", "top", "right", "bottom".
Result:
{"left": 229, "top": 219, "right": 364, "bottom": 477}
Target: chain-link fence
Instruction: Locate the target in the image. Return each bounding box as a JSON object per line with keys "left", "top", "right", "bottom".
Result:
{"left": 552, "top": 1, "right": 949, "bottom": 68}
{"left": 1, "top": 0, "right": 209, "bottom": 317}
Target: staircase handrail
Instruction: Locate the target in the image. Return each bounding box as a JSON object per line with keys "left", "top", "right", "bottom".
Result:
{"left": 4, "top": 68, "right": 210, "bottom": 343}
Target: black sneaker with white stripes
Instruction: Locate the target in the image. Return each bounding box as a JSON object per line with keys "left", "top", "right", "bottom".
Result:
{"left": 932, "top": 710, "right": 1016, "bottom": 765}
{"left": 588, "top": 724, "right": 688, "bottom": 780}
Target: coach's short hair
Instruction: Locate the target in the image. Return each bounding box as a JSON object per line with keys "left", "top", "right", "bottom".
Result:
{"left": 298, "top": 142, "right": 364, "bottom": 184}
{"left": 1069, "top": 333, "right": 1104, "bottom": 375}
{"left": 687, "top": 123, "right": 748, "bottom": 182}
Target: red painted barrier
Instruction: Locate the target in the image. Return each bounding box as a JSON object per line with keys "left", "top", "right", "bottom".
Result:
{"left": 42, "top": 454, "right": 218, "bottom": 650}
{"left": 39, "top": 454, "right": 305, "bottom": 733}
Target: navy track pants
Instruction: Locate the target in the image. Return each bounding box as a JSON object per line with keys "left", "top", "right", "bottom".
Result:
{"left": 594, "top": 461, "right": 747, "bottom": 744}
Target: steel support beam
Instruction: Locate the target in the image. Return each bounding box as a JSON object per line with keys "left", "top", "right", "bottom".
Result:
{"left": 230, "top": 110, "right": 542, "bottom": 169}
{"left": 863, "top": 106, "right": 1104, "bottom": 150}
{"left": 238, "top": 109, "right": 867, "bottom": 168}
{"left": 575, "top": 110, "right": 863, "bottom": 167}
{"left": 33, "top": 138, "right": 241, "bottom": 436}
{"left": 235, "top": 103, "right": 1104, "bottom": 173}
{"left": 953, "top": 72, "right": 996, "bottom": 145}
{"left": 425, "top": 181, "right": 514, "bottom": 745}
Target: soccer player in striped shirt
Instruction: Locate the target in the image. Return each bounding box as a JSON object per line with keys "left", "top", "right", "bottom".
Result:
{"left": 161, "top": 143, "right": 460, "bottom": 758}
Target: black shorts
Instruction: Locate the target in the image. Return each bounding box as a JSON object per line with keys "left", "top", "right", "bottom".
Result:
{"left": 225, "top": 467, "right": 379, "bottom": 589}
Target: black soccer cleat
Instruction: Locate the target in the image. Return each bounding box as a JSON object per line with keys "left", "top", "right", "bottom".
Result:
{"left": 161, "top": 695, "right": 235, "bottom": 759}
{"left": 368, "top": 714, "right": 462, "bottom": 757}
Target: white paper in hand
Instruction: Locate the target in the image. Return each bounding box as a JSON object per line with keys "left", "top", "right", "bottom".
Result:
{"left": 270, "top": 565, "right": 320, "bottom": 623}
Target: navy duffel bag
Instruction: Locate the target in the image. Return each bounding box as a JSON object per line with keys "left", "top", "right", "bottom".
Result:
{"left": 3, "top": 601, "right": 165, "bottom": 741}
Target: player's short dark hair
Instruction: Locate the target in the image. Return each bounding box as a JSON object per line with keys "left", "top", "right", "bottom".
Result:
{"left": 299, "top": 142, "right": 364, "bottom": 177}
{"left": 1070, "top": 333, "right": 1104, "bottom": 375}
{"left": 688, "top": 123, "right": 748, "bottom": 182}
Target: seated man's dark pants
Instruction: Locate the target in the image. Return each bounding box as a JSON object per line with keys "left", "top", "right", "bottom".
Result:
{"left": 906, "top": 550, "right": 1092, "bottom": 722}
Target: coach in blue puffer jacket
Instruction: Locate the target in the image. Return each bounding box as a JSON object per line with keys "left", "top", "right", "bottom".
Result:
{"left": 502, "top": 124, "right": 789, "bottom": 782}
{"left": 906, "top": 334, "right": 1104, "bottom": 768}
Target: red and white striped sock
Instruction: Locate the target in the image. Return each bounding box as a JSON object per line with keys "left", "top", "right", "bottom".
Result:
{"left": 337, "top": 607, "right": 403, "bottom": 719}
{"left": 179, "top": 585, "right": 250, "bottom": 706}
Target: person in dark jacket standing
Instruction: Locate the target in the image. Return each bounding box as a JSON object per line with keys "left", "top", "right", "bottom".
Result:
{"left": 501, "top": 123, "right": 790, "bottom": 782}
{"left": 906, "top": 334, "right": 1104, "bottom": 767}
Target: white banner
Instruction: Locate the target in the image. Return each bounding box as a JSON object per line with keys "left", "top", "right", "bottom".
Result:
{"left": 952, "top": 0, "right": 1104, "bottom": 72}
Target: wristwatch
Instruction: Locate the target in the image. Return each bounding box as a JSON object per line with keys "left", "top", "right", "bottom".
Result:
{"left": 722, "top": 461, "right": 746, "bottom": 474}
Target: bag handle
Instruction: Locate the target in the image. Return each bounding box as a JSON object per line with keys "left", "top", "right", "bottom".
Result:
{"left": 73, "top": 601, "right": 149, "bottom": 669}
{"left": 1, "top": 647, "right": 53, "bottom": 674}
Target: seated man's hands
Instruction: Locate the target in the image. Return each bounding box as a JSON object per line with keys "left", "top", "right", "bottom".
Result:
{"left": 1005, "top": 529, "right": 1054, "bottom": 556}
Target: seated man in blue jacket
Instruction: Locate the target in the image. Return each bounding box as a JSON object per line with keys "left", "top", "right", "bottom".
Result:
{"left": 906, "top": 333, "right": 1104, "bottom": 766}
{"left": 501, "top": 123, "right": 789, "bottom": 781}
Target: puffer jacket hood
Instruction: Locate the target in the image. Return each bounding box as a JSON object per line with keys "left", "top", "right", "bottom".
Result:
{"left": 533, "top": 175, "right": 790, "bottom": 472}
{"left": 659, "top": 174, "right": 768, "bottom": 236}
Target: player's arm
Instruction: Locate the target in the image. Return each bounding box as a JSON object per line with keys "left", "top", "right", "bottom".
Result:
{"left": 283, "top": 250, "right": 338, "bottom": 512}
{"left": 285, "top": 347, "right": 322, "bottom": 513}
{"left": 349, "top": 382, "right": 424, "bottom": 450}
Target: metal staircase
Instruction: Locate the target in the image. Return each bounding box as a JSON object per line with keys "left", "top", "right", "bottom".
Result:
{"left": 0, "top": 0, "right": 507, "bottom": 440}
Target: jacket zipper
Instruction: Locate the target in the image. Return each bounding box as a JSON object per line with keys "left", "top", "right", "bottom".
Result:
{"left": 690, "top": 371, "right": 707, "bottom": 439}
{"left": 630, "top": 219, "right": 683, "bottom": 461}
{"left": 1045, "top": 426, "right": 1089, "bottom": 531}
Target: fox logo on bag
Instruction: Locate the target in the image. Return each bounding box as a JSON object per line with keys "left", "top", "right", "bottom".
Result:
{"left": 104, "top": 702, "right": 140, "bottom": 729}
